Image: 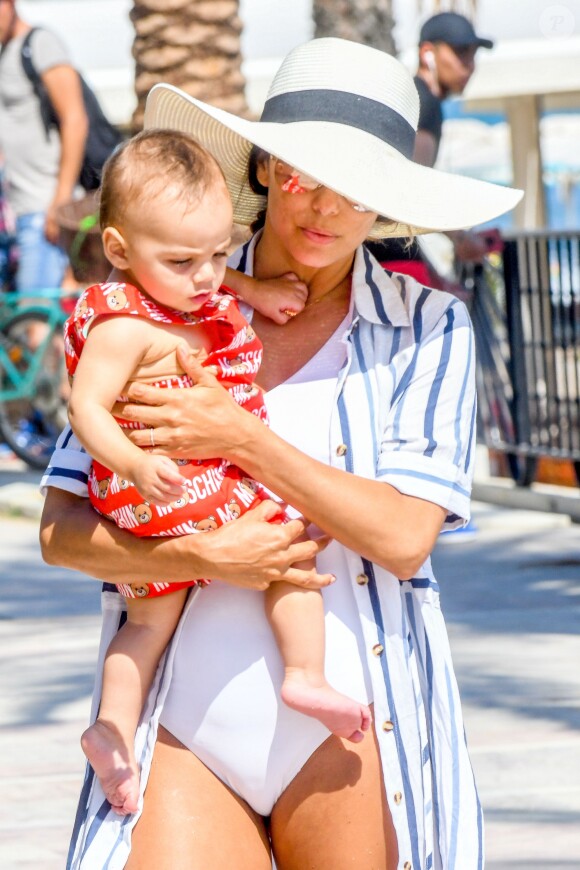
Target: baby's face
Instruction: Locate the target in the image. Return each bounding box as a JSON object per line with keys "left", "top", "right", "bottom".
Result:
{"left": 119, "top": 177, "right": 233, "bottom": 313}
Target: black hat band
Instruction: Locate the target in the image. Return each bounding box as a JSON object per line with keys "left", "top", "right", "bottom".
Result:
{"left": 260, "top": 89, "right": 416, "bottom": 159}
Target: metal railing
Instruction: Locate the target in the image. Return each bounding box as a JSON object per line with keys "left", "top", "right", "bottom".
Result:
{"left": 471, "top": 229, "right": 580, "bottom": 487}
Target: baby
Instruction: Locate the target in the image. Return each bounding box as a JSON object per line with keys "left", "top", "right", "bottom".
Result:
{"left": 65, "top": 129, "right": 371, "bottom": 816}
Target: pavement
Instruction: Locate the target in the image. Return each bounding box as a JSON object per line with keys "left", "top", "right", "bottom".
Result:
{"left": 0, "top": 457, "right": 579, "bottom": 869}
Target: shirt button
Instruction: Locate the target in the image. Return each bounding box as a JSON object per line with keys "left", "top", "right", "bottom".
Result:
{"left": 336, "top": 443, "right": 348, "bottom": 456}
{"left": 394, "top": 791, "right": 403, "bottom": 805}
{"left": 356, "top": 573, "right": 368, "bottom": 585}
{"left": 403, "top": 863, "right": 412, "bottom": 870}
{"left": 372, "top": 643, "right": 384, "bottom": 656}
{"left": 382, "top": 720, "right": 394, "bottom": 732}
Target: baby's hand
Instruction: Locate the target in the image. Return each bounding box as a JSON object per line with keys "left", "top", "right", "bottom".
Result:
{"left": 251, "top": 273, "right": 308, "bottom": 324}
{"left": 131, "top": 455, "right": 188, "bottom": 506}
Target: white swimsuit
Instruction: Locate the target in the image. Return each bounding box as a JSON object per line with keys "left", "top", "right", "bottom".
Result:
{"left": 159, "top": 317, "right": 373, "bottom": 816}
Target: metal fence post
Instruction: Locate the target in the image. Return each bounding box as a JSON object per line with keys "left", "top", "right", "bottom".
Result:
{"left": 502, "top": 238, "right": 537, "bottom": 484}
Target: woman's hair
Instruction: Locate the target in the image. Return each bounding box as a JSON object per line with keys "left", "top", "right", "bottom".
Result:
{"left": 247, "top": 146, "right": 269, "bottom": 234}
{"left": 99, "top": 129, "right": 226, "bottom": 230}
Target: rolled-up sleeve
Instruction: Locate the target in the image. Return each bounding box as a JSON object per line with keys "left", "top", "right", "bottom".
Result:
{"left": 377, "top": 298, "right": 476, "bottom": 526}
{"left": 40, "top": 424, "right": 92, "bottom": 497}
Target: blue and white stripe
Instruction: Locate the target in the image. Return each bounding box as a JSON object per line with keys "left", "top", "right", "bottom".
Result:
{"left": 42, "top": 240, "right": 482, "bottom": 869}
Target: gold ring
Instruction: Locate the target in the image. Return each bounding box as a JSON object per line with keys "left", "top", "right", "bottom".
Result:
{"left": 149, "top": 428, "right": 155, "bottom": 448}
{"left": 282, "top": 309, "right": 298, "bottom": 317}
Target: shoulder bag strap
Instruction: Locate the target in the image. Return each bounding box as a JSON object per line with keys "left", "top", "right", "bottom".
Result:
{"left": 20, "top": 26, "right": 57, "bottom": 137}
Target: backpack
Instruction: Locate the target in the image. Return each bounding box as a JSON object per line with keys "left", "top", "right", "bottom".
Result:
{"left": 21, "top": 28, "right": 123, "bottom": 190}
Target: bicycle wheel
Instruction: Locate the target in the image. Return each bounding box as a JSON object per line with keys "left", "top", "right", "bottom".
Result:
{"left": 0, "top": 308, "right": 68, "bottom": 469}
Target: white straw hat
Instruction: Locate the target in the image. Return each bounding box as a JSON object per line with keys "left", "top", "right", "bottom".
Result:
{"left": 144, "top": 37, "right": 522, "bottom": 239}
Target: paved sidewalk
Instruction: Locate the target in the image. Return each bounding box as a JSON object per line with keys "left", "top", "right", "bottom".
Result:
{"left": 0, "top": 467, "right": 579, "bottom": 869}
{"left": 0, "top": 503, "right": 101, "bottom": 869}
{"left": 434, "top": 504, "right": 580, "bottom": 868}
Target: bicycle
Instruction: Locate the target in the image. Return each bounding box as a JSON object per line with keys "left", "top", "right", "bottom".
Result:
{"left": 0, "top": 184, "right": 108, "bottom": 469}
{"left": 0, "top": 289, "right": 75, "bottom": 469}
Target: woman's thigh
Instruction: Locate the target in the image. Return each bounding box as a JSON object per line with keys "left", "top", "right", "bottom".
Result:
{"left": 126, "top": 726, "right": 272, "bottom": 870}
{"left": 270, "top": 718, "right": 398, "bottom": 870}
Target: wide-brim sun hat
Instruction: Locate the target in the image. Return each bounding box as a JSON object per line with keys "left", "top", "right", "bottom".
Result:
{"left": 144, "top": 37, "right": 522, "bottom": 240}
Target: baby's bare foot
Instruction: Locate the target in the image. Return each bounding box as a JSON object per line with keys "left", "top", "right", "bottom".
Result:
{"left": 281, "top": 674, "right": 372, "bottom": 742}
{"left": 81, "top": 720, "right": 140, "bottom": 815}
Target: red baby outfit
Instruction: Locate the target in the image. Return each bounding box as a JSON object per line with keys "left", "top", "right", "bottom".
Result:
{"left": 65, "top": 281, "right": 274, "bottom": 599}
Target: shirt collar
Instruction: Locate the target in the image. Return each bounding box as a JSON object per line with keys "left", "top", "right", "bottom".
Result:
{"left": 351, "top": 245, "right": 410, "bottom": 327}
{"left": 231, "top": 233, "right": 410, "bottom": 329}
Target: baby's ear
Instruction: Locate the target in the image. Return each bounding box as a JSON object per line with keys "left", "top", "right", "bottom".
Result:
{"left": 102, "top": 226, "right": 130, "bottom": 269}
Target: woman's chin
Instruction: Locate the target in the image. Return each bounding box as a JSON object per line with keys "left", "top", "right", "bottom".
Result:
{"left": 287, "top": 242, "right": 340, "bottom": 270}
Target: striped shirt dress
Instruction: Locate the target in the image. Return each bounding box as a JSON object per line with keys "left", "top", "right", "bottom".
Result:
{"left": 42, "top": 239, "right": 483, "bottom": 870}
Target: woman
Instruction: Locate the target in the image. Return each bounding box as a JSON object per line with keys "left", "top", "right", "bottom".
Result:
{"left": 40, "top": 38, "right": 521, "bottom": 870}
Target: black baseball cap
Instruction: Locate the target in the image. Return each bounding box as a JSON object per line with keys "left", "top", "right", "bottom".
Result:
{"left": 419, "top": 12, "right": 494, "bottom": 50}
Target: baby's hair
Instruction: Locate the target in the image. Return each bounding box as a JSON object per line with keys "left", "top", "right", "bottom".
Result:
{"left": 99, "top": 129, "right": 226, "bottom": 230}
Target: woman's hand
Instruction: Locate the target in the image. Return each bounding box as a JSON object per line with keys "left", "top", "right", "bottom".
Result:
{"left": 40, "top": 489, "right": 333, "bottom": 591}
{"left": 116, "top": 347, "right": 258, "bottom": 461}
{"left": 193, "top": 499, "right": 333, "bottom": 591}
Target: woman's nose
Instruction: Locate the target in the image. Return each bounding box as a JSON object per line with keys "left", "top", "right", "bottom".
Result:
{"left": 311, "top": 185, "right": 342, "bottom": 215}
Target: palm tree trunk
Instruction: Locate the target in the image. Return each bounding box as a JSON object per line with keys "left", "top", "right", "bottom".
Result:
{"left": 130, "top": 0, "right": 248, "bottom": 133}
{"left": 418, "top": 1, "right": 478, "bottom": 16}
{"left": 313, "top": 0, "right": 397, "bottom": 56}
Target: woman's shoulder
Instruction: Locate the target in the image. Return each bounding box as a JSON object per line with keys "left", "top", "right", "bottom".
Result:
{"left": 403, "top": 275, "right": 472, "bottom": 337}
{"left": 357, "top": 245, "right": 471, "bottom": 333}
{"left": 28, "top": 27, "right": 71, "bottom": 71}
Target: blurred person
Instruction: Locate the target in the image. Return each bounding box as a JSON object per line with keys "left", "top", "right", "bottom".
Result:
{"left": 0, "top": 152, "right": 17, "bottom": 291}
{"left": 413, "top": 12, "right": 493, "bottom": 170}
{"left": 370, "top": 12, "right": 495, "bottom": 275}
{"left": 0, "top": 0, "right": 87, "bottom": 293}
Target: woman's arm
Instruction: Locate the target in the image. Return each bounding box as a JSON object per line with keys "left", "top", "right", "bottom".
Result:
{"left": 119, "top": 350, "right": 447, "bottom": 580}
{"left": 41, "top": 64, "right": 88, "bottom": 244}
{"left": 39, "top": 488, "right": 333, "bottom": 591}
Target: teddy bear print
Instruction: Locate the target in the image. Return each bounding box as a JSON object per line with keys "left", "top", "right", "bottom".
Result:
{"left": 170, "top": 492, "right": 191, "bottom": 510}
{"left": 239, "top": 477, "right": 258, "bottom": 495}
{"left": 243, "top": 384, "right": 260, "bottom": 399}
{"left": 106, "top": 288, "right": 128, "bottom": 311}
{"left": 227, "top": 499, "right": 242, "bottom": 519}
{"left": 133, "top": 502, "right": 153, "bottom": 525}
{"left": 229, "top": 355, "right": 247, "bottom": 376}
{"left": 129, "top": 582, "right": 150, "bottom": 598}
{"left": 97, "top": 477, "right": 111, "bottom": 499}
{"left": 194, "top": 516, "right": 218, "bottom": 532}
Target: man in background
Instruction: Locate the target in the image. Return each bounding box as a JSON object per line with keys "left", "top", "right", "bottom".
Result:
{"left": 413, "top": 11, "right": 493, "bottom": 168}
{"left": 370, "top": 11, "right": 495, "bottom": 273}
{"left": 0, "top": 0, "right": 87, "bottom": 293}
{"left": 414, "top": 12, "right": 496, "bottom": 264}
